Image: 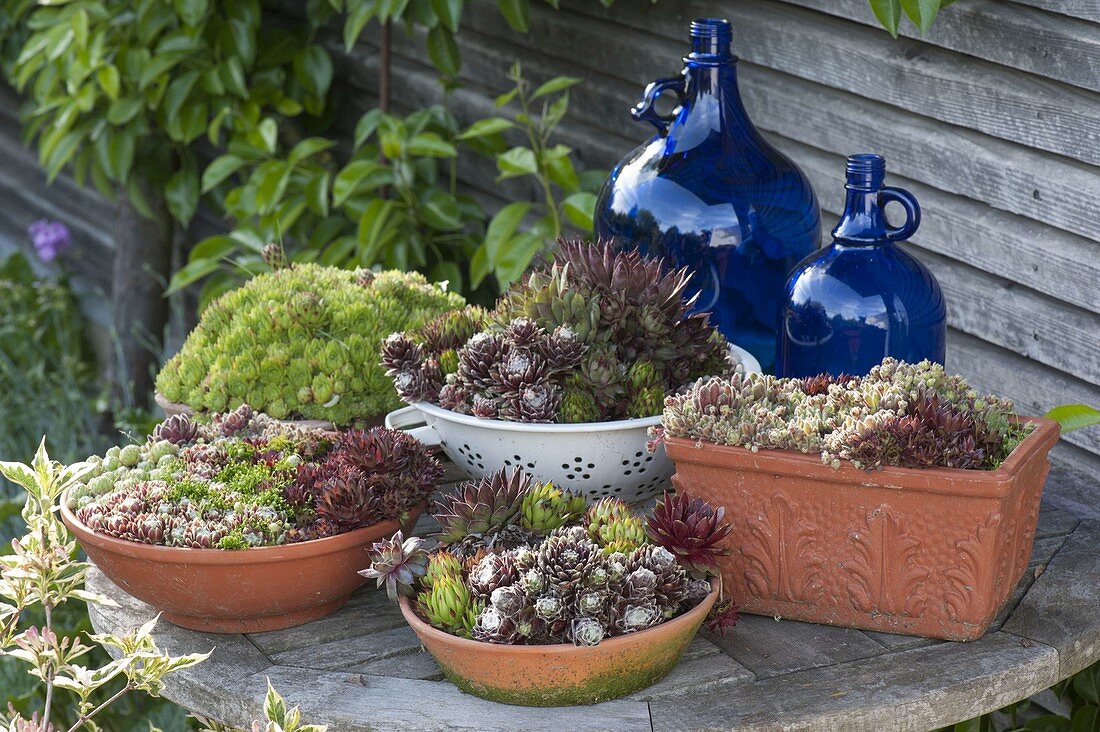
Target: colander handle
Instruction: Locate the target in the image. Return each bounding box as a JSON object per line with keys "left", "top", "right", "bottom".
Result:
{"left": 383, "top": 406, "right": 440, "bottom": 447}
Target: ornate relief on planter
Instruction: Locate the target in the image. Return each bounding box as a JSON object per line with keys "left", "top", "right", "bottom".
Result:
{"left": 944, "top": 511, "right": 1002, "bottom": 621}
{"left": 742, "top": 493, "right": 825, "bottom": 605}
{"left": 665, "top": 417, "right": 1060, "bottom": 641}
{"left": 843, "top": 505, "right": 929, "bottom": 617}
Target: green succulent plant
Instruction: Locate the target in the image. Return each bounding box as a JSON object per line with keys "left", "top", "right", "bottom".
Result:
{"left": 68, "top": 407, "right": 443, "bottom": 549}
{"left": 519, "top": 481, "right": 587, "bottom": 534}
{"left": 156, "top": 263, "right": 464, "bottom": 425}
{"left": 381, "top": 239, "right": 741, "bottom": 424}
{"left": 364, "top": 468, "right": 737, "bottom": 646}
{"left": 657, "top": 358, "right": 1031, "bottom": 471}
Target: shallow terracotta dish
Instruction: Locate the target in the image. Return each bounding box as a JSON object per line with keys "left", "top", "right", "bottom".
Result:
{"left": 664, "top": 416, "right": 1060, "bottom": 641}
{"left": 62, "top": 496, "right": 421, "bottom": 633}
{"left": 399, "top": 581, "right": 718, "bottom": 706}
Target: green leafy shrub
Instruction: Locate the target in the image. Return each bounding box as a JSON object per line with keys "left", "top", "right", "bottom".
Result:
{"left": 0, "top": 252, "right": 103, "bottom": 487}
{"left": 869, "top": 0, "right": 956, "bottom": 36}
{"left": 179, "top": 64, "right": 600, "bottom": 306}
{"left": 8, "top": 0, "right": 329, "bottom": 224}
{"left": 0, "top": 441, "right": 209, "bottom": 731}
{"left": 157, "top": 262, "right": 464, "bottom": 423}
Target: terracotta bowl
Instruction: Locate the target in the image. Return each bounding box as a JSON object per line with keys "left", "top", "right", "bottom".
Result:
{"left": 61, "top": 496, "right": 420, "bottom": 633}
{"left": 399, "top": 581, "right": 719, "bottom": 706}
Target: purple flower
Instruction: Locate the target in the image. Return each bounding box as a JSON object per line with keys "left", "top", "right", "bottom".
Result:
{"left": 28, "top": 219, "right": 71, "bottom": 262}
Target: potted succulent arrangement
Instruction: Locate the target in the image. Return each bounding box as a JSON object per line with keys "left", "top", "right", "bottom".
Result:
{"left": 60, "top": 406, "right": 443, "bottom": 632}
{"left": 361, "top": 467, "right": 736, "bottom": 706}
{"left": 654, "top": 358, "right": 1061, "bottom": 641}
{"left": 382, "top": 238, "right": 760, "bottom": 503}
{"left": 155, "top": 246, "right": 465, "bottom": 429}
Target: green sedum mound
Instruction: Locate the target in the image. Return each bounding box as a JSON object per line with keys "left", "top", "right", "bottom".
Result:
{"left": 156, "top": 265, "right": 465, "bottom": 425}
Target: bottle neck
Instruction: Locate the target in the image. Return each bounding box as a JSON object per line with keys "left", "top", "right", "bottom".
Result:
{"left": 681, "top": 54, "right": 754, "bottom": 135}
{"left": 832, "top": 187, "right": 891, "bottom": 246}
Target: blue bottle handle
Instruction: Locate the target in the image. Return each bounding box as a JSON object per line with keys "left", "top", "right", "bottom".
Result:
{"left": 631, "top": 76, "right": 687, "bottom": 135}
{"left": 880, "top": 186, "right": 921, "bottom": 242}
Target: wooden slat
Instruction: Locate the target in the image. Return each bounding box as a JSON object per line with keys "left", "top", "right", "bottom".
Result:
{"left": 926, "top": 251, "right": 1100, "bottom": 387}
{"left": 559, "top": 0, "right": 1100, "bottom": 167}
{"left": 480, "top": 5, "right": 1100, "bottom": 248}
{"left": 393, "top": 11, "right": 1100, "bottom": 315}
{"left": 780, "top": 139, "right": 1100, "bottom": 318}
{"left": 256, "top": 666, "right": 654, "bottom": 731}
{"left": 651, "top": 632, "right": 1059, "bottom": 732}
{"left": 704, "top": 615, "right": 888, "bottom": 678}
{"left": 1010, "top": 0, "right": 1100, "bottom": 23}
{"left": 1004, "top": 520, "right": 1100, "bottom": 678}
{"left": 738, "top": 65, "right": 1100, "bottom": 244}
{"left": 946, "top": 331, "right": 1100, "bottom": 457}
{"left": 775, "top": 0, "right": 1100, "bottom": 94}
{"left": 351, "top": 41, "right": 1100, "bottom": 395}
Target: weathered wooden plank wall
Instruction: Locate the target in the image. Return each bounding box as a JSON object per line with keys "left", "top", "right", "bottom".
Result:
{"left": 332, "top": 0, "right": 1100, "bottom": 471}
{"left": 1, "top": 0, "right": 1097, "bottom": 477}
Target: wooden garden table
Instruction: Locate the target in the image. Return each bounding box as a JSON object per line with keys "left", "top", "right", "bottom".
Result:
{"left": 87, "top": 462, "right": 1100, "bottom": 731}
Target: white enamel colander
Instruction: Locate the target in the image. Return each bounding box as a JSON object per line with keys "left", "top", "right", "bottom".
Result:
{"left": 385, "top": 345, "right": 761, "bottom": 504}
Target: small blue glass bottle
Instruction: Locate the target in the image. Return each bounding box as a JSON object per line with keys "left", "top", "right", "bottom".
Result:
{"left": 776, "top": 154, "right": 946, "bottom": 378}
{"left": 594, "top": 18, "right": 821, "bottom": 372}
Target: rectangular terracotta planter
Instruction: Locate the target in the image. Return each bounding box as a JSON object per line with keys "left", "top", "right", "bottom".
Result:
{"left": 664, "top": 417, "right": 1060, "bottom": 641}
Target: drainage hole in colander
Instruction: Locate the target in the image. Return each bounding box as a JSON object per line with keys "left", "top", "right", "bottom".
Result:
{"left": 624, "top": 470, "right": 632, "bottom": 475}
{"left": 526, "top": 462, "right": 535, "bottom": 469}
{"left": 582, "top": 473, "right": 590, "bottom": 479}
{"left": 561, "top": 463, "right": 570, "bottom": 469}
{"left": 632, "top": 461, "right": 641, "bottom": 467}
{"left": 574, "top": 457, "right": 583, "bottom": 463}
{"left": 475, "top": 452, "right": 483, "bottom": 460}
{"left": 504, "top": 459, "right": 513, "bottom": 466}
{"left": 477, "top": 462, "right": 484, "bottom": 469}
{"left": 601, "top": 484, "right": 612, "bottom": 490}
{"left": 634, "top": 451, "right": 644, "bottom": 458}
{"left": 586, "top": 462, "right": 595, "bottom": 469}
{"left": 621, "top": 459, "right": 630, "bottom": 466}
{"left": 614, "top": 487, "right": 623, "bottom": 493}
{"left": 638, "top": 467, "right": 646, "bottom": 474}
{"left": 463, "top": 443, "right": 471, "bottom": 451}
{"left": 572, "top": 466, "right": 583, "bottom": 475}
{"left": 644, "top": 455, "right": 653, "bottom": 463}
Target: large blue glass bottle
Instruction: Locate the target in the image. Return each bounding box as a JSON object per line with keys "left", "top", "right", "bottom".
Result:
{"left": 776, "top": 154, "right": 946, "bottom": 378}
{"left": 594, "top": 18, "right": 821, "bottom": 372}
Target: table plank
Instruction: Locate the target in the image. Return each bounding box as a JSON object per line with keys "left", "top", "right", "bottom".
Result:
{"left": 1035, "top": 505, "right": 1080, "bottom": 539}
{"left": 247, "top": 588, "right": 404, "bottom": 656}
{"left": 345, "top": 649, "right": 445, "bottom": 680}
{"left": 651, "top": 632, "right": 1059, "bottom": 732}
{"left": 245, "top": 666, "right": 654, "bottom": 731}
{"left": 270, "top": 624, "right": 424, "bottom": 670}
{"left": 704, "top": 613, "right": 888, "bottom": 677}
{"left": 628, "top": 636, "right": 754, "bottom": 700}
{"left": 1003, "top": 519, "right": 1100, "bottom": 678}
